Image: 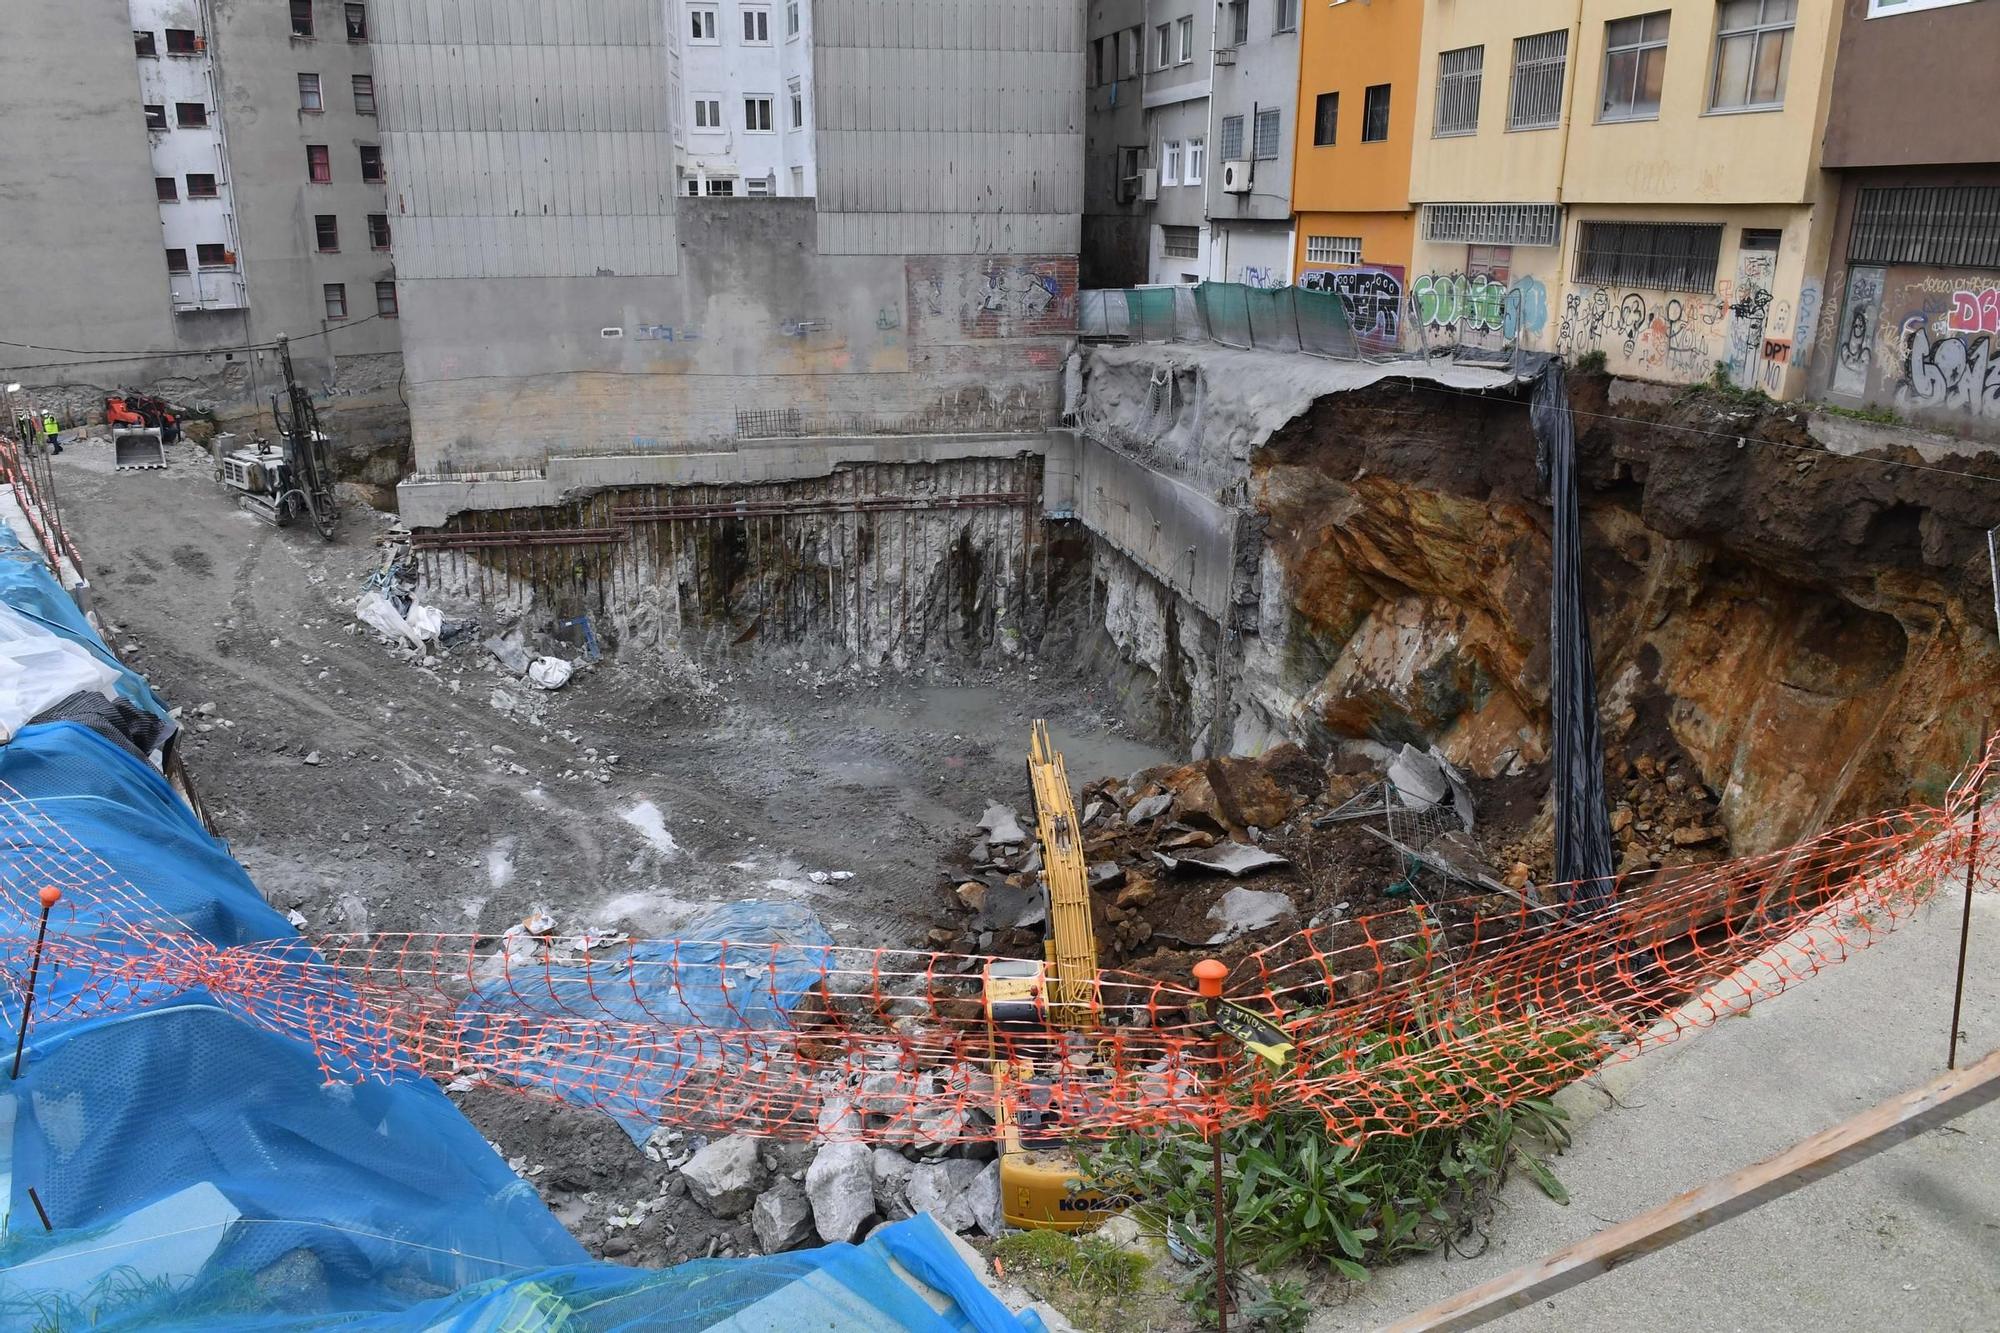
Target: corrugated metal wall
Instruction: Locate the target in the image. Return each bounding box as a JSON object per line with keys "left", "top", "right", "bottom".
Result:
{"left": 375, "top": 0, "right": 679, "bottom": 279}
{"left": 813, "top": 0, "right": 1084, "bottom": 255}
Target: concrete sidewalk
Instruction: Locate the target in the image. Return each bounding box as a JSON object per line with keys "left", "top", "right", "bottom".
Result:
{"left": 1312, "top": 891, "right": 2000, "bottom": 1332}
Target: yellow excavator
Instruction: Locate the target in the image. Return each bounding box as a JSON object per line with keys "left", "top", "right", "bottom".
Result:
{"left": 983, "top": 721, "right": 1118, "bottom": 1230}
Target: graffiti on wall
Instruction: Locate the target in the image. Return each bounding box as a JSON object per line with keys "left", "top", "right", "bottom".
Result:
{"left": 1829, "top": 266, "right": 1886, "bottom": 397}
{"left": 1410, "top": 272, "right": 1550, "bottom": 344}
{"left": 1239, "top": 265, "right": 1286, "bottom": 290}
{"left": 1557, "top": 286, "right": 1725, "bottom": 381}
{"left": 1898, "top": 319, "right": 2000, "bottom": 420}
{"left": 1950, "top": 287, "right": 2000, "bottom": 335}
{"left": 1724, "top": 249, "right": 1778, "bottom": 391}
{"left": 1298, "top": 265, "right": 1404, "bottom": 348}
{"left": 1831, "top": 266, "right": 2000, "bottom": 423}
{"left": 908, "top": 257, "right": 1078, "bottom": 340}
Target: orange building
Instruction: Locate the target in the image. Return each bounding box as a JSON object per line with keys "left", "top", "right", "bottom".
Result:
{"left": 1290, "top": 0, "right": 1424, "bottom": 346}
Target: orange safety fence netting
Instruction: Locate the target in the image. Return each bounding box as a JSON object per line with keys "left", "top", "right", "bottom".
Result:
{"left": 3, "top": 740, "right": 1997, "bottom": 1150}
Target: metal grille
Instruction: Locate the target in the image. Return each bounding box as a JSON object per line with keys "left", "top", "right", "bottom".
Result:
{"left": 1306, "top": 235, "right": 1363, "bottom": 265}
{"left": 1574, "top": 221, "right": 1724, "bottom": 292}
{"left": 1253, "top": 108, "right": 1282, "bottom": 160}
{"left": 1509, "top": 30, "right": 1569, "bottom": 130}
{"left": 1161, "top": 225, "right": 1200, "bottom": 259}
{"left": 1434, "top": 45, "right": 1484, "bottom": 137}
{"left": 1849, "top": 186, "right": 2000, "bottom": 270}
{"left": 1220, "top": 115, "right": 1244, "bottom": 162}
{"left": 1423, "top": 203, "right": 1563, "bottom": 248}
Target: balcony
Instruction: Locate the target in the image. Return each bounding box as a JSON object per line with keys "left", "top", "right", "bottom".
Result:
{"left": 1213, "top": 47, "right": 1237, "bottom": 66}
{"left": 169, "top": 268, "right": 247, "bottom": 312}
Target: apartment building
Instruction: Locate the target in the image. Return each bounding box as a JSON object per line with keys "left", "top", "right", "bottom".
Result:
{"left": 0, "top": 0, "right": 400, "bottom": 413}
{"left": 1291, "top": 0, "right": 1422, "bottom": 349}
{"left": 1205, "top": 0, "right": 1302, "bottom": 287}
{"left": 1140, "top": 2, "right": 1216, "bottom": 285}
{"left": 678, "top": 0, "right": 818, "bottom": 198}
{"left": 1809, "top": 0, "right": 2000, "bottom": 435}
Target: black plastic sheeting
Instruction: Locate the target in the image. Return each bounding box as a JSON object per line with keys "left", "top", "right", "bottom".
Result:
{"left": 1529, "top": 358, "right": 1616, "bottom": 910}
{"left": 29, "top": 689, "right": 175, "bottom": 763}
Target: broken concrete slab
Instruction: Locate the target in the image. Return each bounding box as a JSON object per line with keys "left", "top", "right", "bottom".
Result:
{"left": 1388, "top": 743, "right": 1476, "bottom": 832}
{"left": 978, "top": 802, "right": 1029, "bottom": 845}
{"left": 1169, "top": 841, "right": 1289, "bottom": 877}
{"left": 1206, "top": 886, "right": 1296, "bottom": 944}
{"left": 1128, "top": 793, "right": 1174, "bottom": 824}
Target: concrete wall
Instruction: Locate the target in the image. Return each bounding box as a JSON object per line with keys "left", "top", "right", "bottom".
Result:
{"left": 1822, "top": 0, "right": 2000, "bottom": 169}
{"left": 1073, "top": 434, "right": 1235, "bottom": 622}
{"left": 810, "top": 0, "right": 1083, "bottom": 257}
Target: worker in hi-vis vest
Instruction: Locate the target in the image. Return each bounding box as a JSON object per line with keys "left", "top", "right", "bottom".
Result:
{"left": 41, "top": 411, "right": 62, "bottom": 456}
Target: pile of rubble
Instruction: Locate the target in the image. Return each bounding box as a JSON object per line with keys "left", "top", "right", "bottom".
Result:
{"left": 1496, "top": 747, "right": 1730, "bottom": 883}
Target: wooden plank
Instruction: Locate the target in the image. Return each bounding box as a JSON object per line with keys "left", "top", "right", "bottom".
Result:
{"left": 1381, "top": 1044, "right": 2000, "bottom": 1332}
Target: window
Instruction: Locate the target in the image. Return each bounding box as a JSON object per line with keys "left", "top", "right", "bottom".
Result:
{"left": 1423, "top": 203, "right": 1563, "bottom": 247}
{"left": 689, "top": 5, "right": 718, "bottom": 43}
{"left": 314, "top": 215, "right": 339, "bottom": 252}
{"left": 744, "top": 96, "right": 774, "bottom": 132}
{"left": 1227, "top": 1, "right": 1249, "bottom": 47}
{"left": 1094, "top": 37, "right": 1110, "bottom": 84}
{"left": 789, "top": 79, "right": 804, "bottom": 129}
{"left": 1220, "top": 114, "right": 1244, "bottom": 162}
{"left": 290, "top": 0, "right": 314, "bottom": 38}
{"left": 1162, "top": 225, "right": 1200, "bottom": 260}
{"left": 134, "top": 31, "right": 157, "bottom": 57}
{"left": 1849, "top": 185, "right": 2000, "bottom": 268}
{"left": 1253, "top": 108, "right": 1282, "bottom": 159}
{"left": 1361, "top": 84, "right": 1391, "bottom": 142}
{"left": 1119, "top": 27, "right": 1139, "bottom": 80}
{"left": 1434, "top": 45, "right": 1484, "bottom": 137}
{"left": 787, "top": 1, "right": 800, "bottom": 37}
{"left": 368, "top": 213, "right": 391, "bottom": 249}
{"left": 1306, "top": 235, "right": 1364, "bottom": 266}
{"left": 1509, "top": 30, "right": 1569, "bottom": 130}
{"left": 1574, "top": 220, "right": 1724, "bottom": 291}
{"left": 1185, "top": 137, "right": 1204, "bottom": 184}
{"left": 359, "top": 145, "right": 383, "bottom": 182}
{"left": 307, "top": 145, "right": 331, "bottom": 182}
{"left": 743, "top": 6, "right": 769, "bottom": 42}
{"left": 165, "top": 248, "right": 189, "bottom": 273}
{"left": 1177, "top": 16, "right": 1194, "bottom": 64}
{"left": 1162, "top": 140, "right": 1182, "bottom": 187}
{"left": 792, "top": 166, "right": 805, "bottom": 194}
{"left": 155, "top": 177, "right": 178, "bottom": 202}
{"left": 176, "top": 101, "right": 208, "bottom": 127}
{"left": 706, "top": 177, "right": 736, "bottom": 197}
{"left": 693, "top": 97, "right": 721, "bottom": 129}
{"left": 187, "top": 172, "right": 218, "bottom": 198}
{"left": 1120, "top": 145, "right": 1143, "bottom": 186}
{"left": 1741, "top": 227, "right": 1782, "bottom": 253}
{"left": 1275, "top": 0, "right": 1299, "bottom": 34}
{"left": 1711, "top": 0, "right": 1795, "bottom": 112}
{"left": 686, "top": 178, "right": 702, "bottom": 197}
{"left": 299, "top": 73, "right": 323, "bottom": 111}
{"left": 144, "top": 104, "right": 168, "bottom": 130}
{"left": 353, "top": 75, "right": 375, "bottom": 115}
{"left": 746, "top": 177, "right": 772, "bottom": 196}
{"left": 1467, "top": 245, "right": 1513, "bottom": 281}
{"left": 165, "top": 28, "right": 198, "bottom": 54}
{"left": 1867, "top": 0, "right": 1976, "bottom": 13}
{"left": 376, "top": 281, "right": 398, "bottom": 317}
{"left": 345, "top": 3, "right": 368, "bottom": 40}
{"left": 197, "top": 242, "right": 230, "bottom": 267}
{"left": 1312, "top": 92, "right": 1338, "bottom": 145}
{"left": 324, "top": 283, "right": 348, "bottom": 319}
{"left": 1602, "top": 12, "right": 1670, "bottom": 121}
{"left": 1154, "top": 23, "right": 1171, "bottom": 70}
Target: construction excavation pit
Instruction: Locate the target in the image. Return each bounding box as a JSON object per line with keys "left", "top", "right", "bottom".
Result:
{"left": 7, "top": 343, "right": 1999, "bottom": 1331}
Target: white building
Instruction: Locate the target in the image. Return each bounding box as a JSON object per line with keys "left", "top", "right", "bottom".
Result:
{"left": 677, "top": 0, "right": 817, "bottom": 198}
{"left": 132, "top": 1, "right": 247, "bottom": 311}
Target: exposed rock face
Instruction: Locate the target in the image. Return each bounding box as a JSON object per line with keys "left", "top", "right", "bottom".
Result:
{"left": 1248, "top": 377, "right": 2000, "bottom": 853}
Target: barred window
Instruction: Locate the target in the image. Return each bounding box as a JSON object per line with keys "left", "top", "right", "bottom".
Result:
{"left": 1362, "top": 84, "right": 1392, "bottom": 142}
{"left": 1434, "top": 46, "right": 1484, "bottom": 137}
{"left": 1423, "top": 203, "right": 1563, "bottom": 248}
{"left": 1162, "top": 225, "right": 1201, "bottom": 259}
{"left": 1220, "top": 115, "right": 1245, "bottom": 162}
{"left": 1253, "top": 108, "right": 1282, "bottom": 159}
{"left": 1306, "top": 235, "right": 1363, "bottom": 266}
{"left": 1509, "top": 30, "right": 1569, "bottom": 131}
{"left": 1574, "top": 221, "right": 1724, "bottom": 292}
{"left": 1849, "top": 186, "right": 2000, "bottom": 269}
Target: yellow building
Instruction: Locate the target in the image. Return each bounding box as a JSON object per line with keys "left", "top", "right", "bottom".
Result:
{"left": 1408, "top": 0, "right": 1844, "bottom": 393}
{"left": 1289, "top": 0, "right": 1424, "bottom": 348}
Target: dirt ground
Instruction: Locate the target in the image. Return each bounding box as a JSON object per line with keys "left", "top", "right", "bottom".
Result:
{"left": 48, "top": 433, "right": 1173, "bottom": 1265}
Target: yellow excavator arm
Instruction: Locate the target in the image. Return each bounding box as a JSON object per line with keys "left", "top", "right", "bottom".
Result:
{"left": 1027, "top": 720, "right": 1099, "bottom": 1028}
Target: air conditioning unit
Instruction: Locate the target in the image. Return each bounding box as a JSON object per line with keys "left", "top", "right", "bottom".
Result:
{"left": 1140, "top": 168, "right": 1159, "bottom": 202}
{"left": 1213, "top": 46, "right": 1237, "bottom": 66}
{"left": 1221, "top": 159, "right": 1251, "bottom": 194}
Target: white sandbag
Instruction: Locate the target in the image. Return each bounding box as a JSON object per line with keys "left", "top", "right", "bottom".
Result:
{"left": 0, "top": 604, "right": 122, "bottom": 740}
{"left": 355, "top": 592, "right": 438, "bottom": 654}
{"left": 527, "top": 657, "right": 573, "bottom": 690}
